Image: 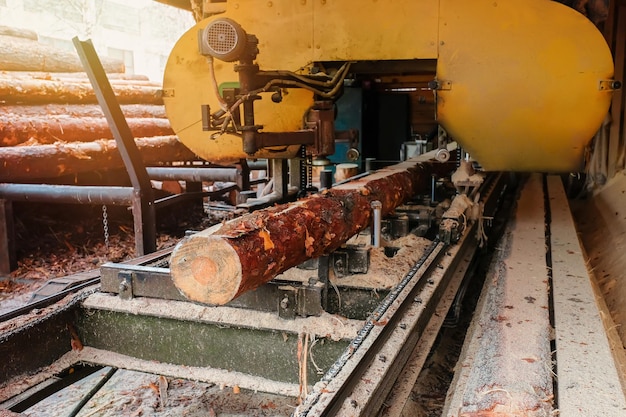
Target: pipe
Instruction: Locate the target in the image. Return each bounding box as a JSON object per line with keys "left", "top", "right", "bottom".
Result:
{"left": 0, "top": 183, "right": 134, "bottom": 205}
{"left": 320, "top": 170, "right": 333, "bottom": 190}
{"left": 371, "top": 200, "right": 382, "bottom": 248}
{"left": 246, "top": 160, "right": 268, "bottom": 171}
{"left": 146, "top": 167, "right": 238, "bottom": 182}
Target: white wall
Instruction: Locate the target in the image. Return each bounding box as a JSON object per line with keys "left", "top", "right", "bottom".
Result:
{"left": 0, "top": 0, "right": 195, "bottom": 81}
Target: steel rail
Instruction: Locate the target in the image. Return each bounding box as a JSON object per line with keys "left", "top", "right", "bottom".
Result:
{"left": 293, "top": 240, "right": 446, "bottom": 416}
{"left": 0, "top": 247, "right": 176, "bottom": 324}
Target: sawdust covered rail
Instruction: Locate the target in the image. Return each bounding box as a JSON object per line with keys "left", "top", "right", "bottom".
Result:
{"left": 293, "top": 239, "right": 445, "bottom": 416}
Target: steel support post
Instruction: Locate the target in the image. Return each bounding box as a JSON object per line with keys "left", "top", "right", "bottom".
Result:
{"left": 272, "top": 158, "right": 289, "bottom": 201}
{"left": 73, "top": 37, "right": 156, "bottom": 255}
{"left": 0, "top": 199, "right": 15, "bottom": 275}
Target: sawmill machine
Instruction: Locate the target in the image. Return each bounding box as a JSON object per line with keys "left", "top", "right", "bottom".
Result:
{"left": 162, "top": 0, "right": 616, "bottom": 174}
{"left": 158, "top": 0, "right": 618, "bottom": 308}
{"left": 1, "top": 1, "right": 623, "bottom": 415}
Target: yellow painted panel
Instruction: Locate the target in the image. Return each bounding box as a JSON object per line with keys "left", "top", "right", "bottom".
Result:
{"left": 437, "top": 0, "right": 614, "bottom": 172}
{"left": 163, "top": 1, "right": 316, "bottom": 164}
{"left": 313, "top": 0, "right": 438, "bottom": 61}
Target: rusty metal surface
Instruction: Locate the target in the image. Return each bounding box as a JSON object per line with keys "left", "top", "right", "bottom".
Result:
{"left": 444, "top": 175, "right": 554, "bottom": 417}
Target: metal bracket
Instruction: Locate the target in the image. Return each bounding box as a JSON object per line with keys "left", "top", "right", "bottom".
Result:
{"left": 332, "top": 245, "right": 370, "bottom": 277}
{"left": 428, "top": 79, "right": 452, "bottom": 91}
{"left": 161, "top": 88, "right": 175, "bottom": 98}
{"left": 599, "top": 79, "right": 622, "bottom": 91}
{"left": 278, "top": 287, "right": 297, "bottom": 319}
{"left": 277, "top": 281, "right": 325, "bottom": 319}
{"left": 381, "top": 215, "right": 410, "bottom": 241}
{"left": 118, "top": 271, "right": 134, "bottom": 300}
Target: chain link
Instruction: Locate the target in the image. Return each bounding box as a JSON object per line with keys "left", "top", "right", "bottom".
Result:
{"left": 102, "top": 205, "right": 109, "bottom": 248}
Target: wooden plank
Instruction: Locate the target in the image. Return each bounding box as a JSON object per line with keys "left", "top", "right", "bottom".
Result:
{"left": 607, "top": 6, "right": 626, "bottom": 178}
{"left": 547, "top": 175, "right": 626, "bottom": 416}
{"left": 444, "top": 174, "right": 554, "bottom": 417}
{"left": 603, "top": 0, "right": 617, "bottom": 47}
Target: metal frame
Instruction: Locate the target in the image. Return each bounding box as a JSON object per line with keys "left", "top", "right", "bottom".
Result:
{"left": 73, "top": 37, "right": 157, "bottom": 255}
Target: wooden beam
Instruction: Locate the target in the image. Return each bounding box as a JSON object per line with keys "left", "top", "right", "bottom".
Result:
{"left": 607, "top": 6, "right": 626, "bottom": 178}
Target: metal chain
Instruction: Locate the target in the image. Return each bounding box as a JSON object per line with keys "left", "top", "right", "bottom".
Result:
{"left": 307, "top": 155, "right": 313, "bottom": 188}
{"left": 102, "top": 205, "right": 109, "bottom": 248}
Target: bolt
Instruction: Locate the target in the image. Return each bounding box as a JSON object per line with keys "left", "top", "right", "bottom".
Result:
{"left": 399, "top": 323, "right": 407, "bottom": 330}
{"left": 414, "top": 297, "right": 422, "bottom": 304}
{"left": 427, "top": 279, "right": 435, "bottom": 285}
{"left": 350, "top": 398, "right": 358, "bottom": 408}
{"left": 379, "top": 354, "right": 387, "bottom": 363}
{"left": 119, "top": 281, "right": 128, "bottom": 292}
{"left": 334, "top": 258, "right": 344, "bottom": 272}
{"left": 280, "top": 297, "right": 290, "bottom": 309}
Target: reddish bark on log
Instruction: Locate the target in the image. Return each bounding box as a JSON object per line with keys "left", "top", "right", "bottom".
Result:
{"left": 0, "top": 104, "right": 167, "bottom": 119}
{"left": 169, "top": 161, "right": 428, "bottom": 305}
{"left": 0, "top": 136, "right": 197, "bottom": 181}
{"left": 0, "top": 35, "right": 124, "bottom": 73}
{"left": 0, "top": 77, "right": 163, "bottom": 105}
{"left": 2, "top": 71, "right": 150, "bottom": 81}
{"left": 0, "top": 116, "right": 173, "bottom": 146}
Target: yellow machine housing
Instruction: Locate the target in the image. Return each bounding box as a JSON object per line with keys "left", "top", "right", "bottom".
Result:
{"left": 163, "top": 0, "right": 615, "bottom": 172}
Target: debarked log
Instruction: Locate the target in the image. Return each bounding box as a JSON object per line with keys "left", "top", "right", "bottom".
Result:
{"left": 0, "top": 35, "right": 124, "bottom": 73}
{"left": 0, "top": 78, "right": 163, "bottom": 105}
{"left": 0, "top": 136, "right": 197, "bottom": 181}
{"left": 0, "top": 104, "right": 167, "bottom": 119}
{"left": 0, "top": 116, "right": 173, "bottom": 146}
{"left": 0, "top": 25, "right": 38, "bottom": 41}
{"left": 3, "top": 71, "right": 150, "bottom": 81}
{"left": 169, "top": 161, "right": 428, "bottom": 305}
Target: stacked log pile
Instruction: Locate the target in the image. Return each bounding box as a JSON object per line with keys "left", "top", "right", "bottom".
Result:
{"left": 0, "top": 26, "right": 197, "bottom": 183}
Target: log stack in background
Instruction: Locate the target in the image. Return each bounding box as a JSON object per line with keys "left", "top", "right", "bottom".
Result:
{"left": 0, "top": 26, "right": 197, "bottom": 183}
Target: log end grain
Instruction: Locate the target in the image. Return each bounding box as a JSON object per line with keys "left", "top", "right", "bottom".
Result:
{"left": 170, "top": 230, "right": 242, "bottom": 305}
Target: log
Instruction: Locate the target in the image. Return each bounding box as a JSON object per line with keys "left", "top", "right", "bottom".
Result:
{"left": 0, "top": 104, "right": 167, "bottom": 119}
{"left": 0, "top": 116, "right": 173, "bottom": 146}
{"left": 0, "top": 26, "right": 38, "bottom": 41}
{"left": 0, "top": 136, "right": 198, "bottom": 181}
{"left": 335, "top": 163, "right": 359, "bottom": 182}
{"left": 0, "top": 35, "right": 124, "bottom": 73}
{"left": 3, "top": 71, "right": 150, "bottom": 81}
{"left": 3, "top": 73, "right": 160, "bottom": 87}
{"left": 169, "top": 160, "right": 428, "bottom": 305}
{"left": 0, "top": 77, "right": 163, "bottom": 105}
